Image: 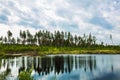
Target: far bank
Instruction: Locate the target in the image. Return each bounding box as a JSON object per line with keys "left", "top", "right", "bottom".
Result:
{"left": 0, "top": 44, "right": 120, "bottom": 56}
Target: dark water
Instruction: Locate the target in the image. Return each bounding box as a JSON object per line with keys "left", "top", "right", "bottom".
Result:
{"left": 0, "top": 54, "right": 120, "bottom": 80}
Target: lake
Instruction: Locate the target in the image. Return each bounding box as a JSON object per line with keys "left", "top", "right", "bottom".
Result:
{"left": 0, "top": 54, "right": 120, "bottom": 80}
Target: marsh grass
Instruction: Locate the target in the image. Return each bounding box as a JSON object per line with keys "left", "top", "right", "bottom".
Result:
{"left": 0, "top": 44, "right": 120, "bottom": 55}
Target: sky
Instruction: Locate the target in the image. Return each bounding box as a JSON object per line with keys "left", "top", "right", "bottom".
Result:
{"left": 0, "top": 0, "right": 120, "bottom": 45}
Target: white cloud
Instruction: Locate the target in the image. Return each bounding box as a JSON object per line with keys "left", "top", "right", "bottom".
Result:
{"left": 0, "top": 0, "right": 120, "bottom": 45}
{"left": 0, "top": 24, "right": 38, "bottom": 38}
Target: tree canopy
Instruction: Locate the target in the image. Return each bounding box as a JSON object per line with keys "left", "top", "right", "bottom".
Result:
{"left": 0, "top": 30, "right": 100, "bottom": 47}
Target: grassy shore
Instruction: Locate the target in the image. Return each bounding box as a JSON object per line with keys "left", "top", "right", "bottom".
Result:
{"left": 0, "top": 44, "right": 120, "bottom": 56}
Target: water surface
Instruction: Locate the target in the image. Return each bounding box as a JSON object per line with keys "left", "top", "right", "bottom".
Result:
{"left": 0, "top": 54, "right": 120, "bottom": 80}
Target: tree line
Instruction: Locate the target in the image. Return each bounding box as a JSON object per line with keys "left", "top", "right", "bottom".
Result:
{"left": 0, "top": 30, "right": 99, "bottom": 47}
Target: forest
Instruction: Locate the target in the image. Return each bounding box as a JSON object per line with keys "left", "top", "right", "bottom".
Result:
{"left": 0, "top": 30, "right": 98, "bottom": 46}
{"left": 0, "top": 30, "right": 120, "bottom": 55}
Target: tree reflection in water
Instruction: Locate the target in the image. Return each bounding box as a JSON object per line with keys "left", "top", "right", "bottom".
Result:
{"left": 0, "top": 55, "right": 120, "bottom": 80}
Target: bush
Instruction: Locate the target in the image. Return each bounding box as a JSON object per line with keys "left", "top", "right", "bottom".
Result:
{"left": 18, "top": 71, "right": 33, "bottom": 80}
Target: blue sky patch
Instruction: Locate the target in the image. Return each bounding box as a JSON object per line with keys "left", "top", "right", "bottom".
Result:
{"left": 89, "top": 16, "right": 113, "bottom": 29}
{"left": 0, "top": 15, "right": 8, "bottom": 24}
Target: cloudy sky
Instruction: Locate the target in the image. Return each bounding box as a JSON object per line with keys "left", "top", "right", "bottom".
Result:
{"left": 0, "top": 0, "right": 120, "bottom": 45}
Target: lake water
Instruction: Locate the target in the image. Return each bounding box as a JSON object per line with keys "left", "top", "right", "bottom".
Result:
{"left": 0, "top": 54, "right": 120, "bottom": 80}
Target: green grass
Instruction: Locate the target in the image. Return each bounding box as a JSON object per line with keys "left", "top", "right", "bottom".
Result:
{"left": 0, "top": 44, "right": 120, "bottom": 56}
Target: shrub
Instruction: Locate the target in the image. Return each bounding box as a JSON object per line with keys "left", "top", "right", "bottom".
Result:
{"left": 18, "top": 71, "right": 33, "bottom": 80}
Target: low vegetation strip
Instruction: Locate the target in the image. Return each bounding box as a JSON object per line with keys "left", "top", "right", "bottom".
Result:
{"left": 0, "top": 44, "right": 120, "bottom": 56}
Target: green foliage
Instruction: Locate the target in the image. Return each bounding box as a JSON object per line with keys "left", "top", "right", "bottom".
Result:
{"left": 18, "top": 71, "right": 33, "bottom": 80}
{"left": 0, "top": 30, "right": 120, "bottom": 55}
{"left": 0, "top": 73, "right": 6, "bottom": 80}
{"left": 0, "top": 44, "right": 120, "bottom": 55}
{"left": 0, "top": 30, "right": 100, "bottom": 47}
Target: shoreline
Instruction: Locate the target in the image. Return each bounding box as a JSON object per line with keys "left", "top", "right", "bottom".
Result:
{"left": 4, "top": 49, "right": 120, "bottom": 56}
{"left": 0, "top": 44, "right": 120, "bottom": 56}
